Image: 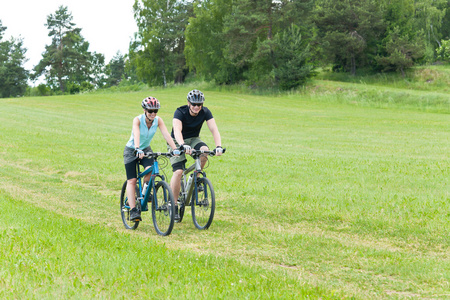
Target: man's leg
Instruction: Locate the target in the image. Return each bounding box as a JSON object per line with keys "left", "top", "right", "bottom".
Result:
{"left": 170, "top": 169, "right": 183, "bottom": 203}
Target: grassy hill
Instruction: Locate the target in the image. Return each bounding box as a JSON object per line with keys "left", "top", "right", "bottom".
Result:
{"left": 0, "top": 67, "right": 449, "bottom": 299}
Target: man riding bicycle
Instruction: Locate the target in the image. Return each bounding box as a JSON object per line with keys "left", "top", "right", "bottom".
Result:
{"left": 168, "top": 89, "right": 223, "bottom": 221}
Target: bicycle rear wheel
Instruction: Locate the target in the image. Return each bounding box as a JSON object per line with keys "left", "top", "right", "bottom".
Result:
{"left": 152, "top": 181, "right": 175, "bottom": 236}
{"left": 120, "top": 181, "right": 140, "bottom": 230}
{"left": 191, "top": 177, "right": 215, "bottom": 230}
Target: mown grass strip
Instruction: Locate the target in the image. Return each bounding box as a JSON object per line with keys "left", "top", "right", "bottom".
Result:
{"left": 0, "top": 192, "right": 336, "bottom": 299}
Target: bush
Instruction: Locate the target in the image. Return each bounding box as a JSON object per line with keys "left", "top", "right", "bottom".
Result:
{"left": 436, "top": 39, "right": 450, "bottom": 62}
{"left": 25, "top": 84, "right": 53, "bottom": 97}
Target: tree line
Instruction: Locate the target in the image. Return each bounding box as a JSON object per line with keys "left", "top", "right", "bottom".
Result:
{"left": 1, "top": 0, "right": 450, "bottom": 98}
{"left": 132, "top": 0, "right": 450, "bottom": 88}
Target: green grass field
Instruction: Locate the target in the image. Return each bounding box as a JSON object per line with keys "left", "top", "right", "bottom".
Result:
{"left": 0, "top": 70, "right": 449, "bottom": 299}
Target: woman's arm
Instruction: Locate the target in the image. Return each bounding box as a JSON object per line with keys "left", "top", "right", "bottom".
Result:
{"left": 132, "top": 116, "right": 145, "bottom": 159}
{"left": 132, "top": 116, "right": 141, "bottom": 149}
{"left": 159, "top": 117, "right": 178, "bottom": 150}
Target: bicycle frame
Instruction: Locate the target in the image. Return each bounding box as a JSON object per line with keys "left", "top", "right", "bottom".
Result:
{"left": 179, "top": 149, "right": 220, "bottom": 207}
{"left": 130, "top": 155, "right": 164, "bottom": 211}
{"left": 181, "top": 154, "right": 203, "bottom": 206}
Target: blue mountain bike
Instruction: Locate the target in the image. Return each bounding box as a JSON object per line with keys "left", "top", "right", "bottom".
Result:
{"left": 120, "top": 152, "right": 175, "bottom": 236}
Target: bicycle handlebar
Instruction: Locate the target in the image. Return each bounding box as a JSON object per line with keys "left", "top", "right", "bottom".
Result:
{"left": 137, "top": 148, "right": 226, "bottom": 159}
{"left": 142, "top": 152, "right": 174, "bottom": 158}
{"left": 182, "top": 148, "right": 226, "bottom": 157}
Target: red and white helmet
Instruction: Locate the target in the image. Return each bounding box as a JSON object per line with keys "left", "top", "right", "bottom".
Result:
{"left": 141, "top": 97, "right": 161, "bottom": 110}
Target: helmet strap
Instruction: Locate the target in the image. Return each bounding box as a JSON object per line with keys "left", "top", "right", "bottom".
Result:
{"left": 189, "top": 104, "right": 199, "bottom": 116}
{"left": 145, "top": 112, "right": 154, "bottom": 123}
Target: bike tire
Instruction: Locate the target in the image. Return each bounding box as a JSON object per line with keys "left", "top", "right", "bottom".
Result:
{"left": 177, "top": 186, "right": 186, "bottom": 223}
{"left": 178, "top": 204, "right": 185, "bottom": 223}
{"left": 191, "top": 177, "right": 215, "bottom": 230}
{"left": 152, "top": 181, "right": 175, "bottom": 236}
{"left": 120, "top": 181, "right": 140, "bottom": 230}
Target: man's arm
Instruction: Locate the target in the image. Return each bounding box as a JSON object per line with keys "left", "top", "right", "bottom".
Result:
{"left": 206, "top": 118, "right": 222, "bottom": 155}
{"left": 173, "top": 118, "right": 185, "bottom": 146}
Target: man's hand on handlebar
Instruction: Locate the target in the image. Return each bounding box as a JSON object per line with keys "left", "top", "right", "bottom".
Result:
{"left": 214, "top": 146, "right": 223, "bottom": 156}
{"left": 180, "top": 144, "right": 192, "bottom": 155}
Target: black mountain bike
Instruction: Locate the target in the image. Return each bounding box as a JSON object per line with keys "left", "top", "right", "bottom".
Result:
{"left": 177, "top": 148, "right": 225, "bottom": 230}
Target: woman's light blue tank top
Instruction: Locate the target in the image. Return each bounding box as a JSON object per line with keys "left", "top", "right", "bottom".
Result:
{"left": 126, "top": 115, "right": 159, "bottom": 149}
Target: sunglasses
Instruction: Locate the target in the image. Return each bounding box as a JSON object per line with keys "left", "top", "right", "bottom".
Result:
{"left": 189, "top": 102, "right": 203, "bottom": 107}
{"left": 146, "top": 109, "right": 158, "bottom": 114}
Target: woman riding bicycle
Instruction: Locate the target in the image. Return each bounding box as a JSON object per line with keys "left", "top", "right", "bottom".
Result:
{"left": 124, "top": 97, "right": 179, "bottom": 222}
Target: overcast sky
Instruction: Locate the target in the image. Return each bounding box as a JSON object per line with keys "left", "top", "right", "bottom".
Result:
{"left": 0, "top": 0, "right": 138, "bottom": 72}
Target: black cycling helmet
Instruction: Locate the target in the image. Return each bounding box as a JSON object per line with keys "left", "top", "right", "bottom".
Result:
{"left": 187, "top": 89, "right": 205, "bottom": 104}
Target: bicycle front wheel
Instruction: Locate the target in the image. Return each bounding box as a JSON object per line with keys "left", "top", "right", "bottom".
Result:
{"left": 177, "top": 184, "right": 186, "bottom": 223}
{"left": 191, "top": 177, "right": 215, "bottom": 230}
{"left": 152, "top": 181, "right": 175, "bottom": 236}
{"left": 120, "top": 181, "right": 140, "bottom": 230}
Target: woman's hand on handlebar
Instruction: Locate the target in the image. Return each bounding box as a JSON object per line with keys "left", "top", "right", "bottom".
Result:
{"left": 171, "top": 148, "right": 181, "bottom": 156}
{"left": 134, "top": 147, "right": 144, "bottom": 159}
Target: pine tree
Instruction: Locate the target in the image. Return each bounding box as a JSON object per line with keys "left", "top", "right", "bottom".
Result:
{"left": 33, "top": 6, "right": 104, "bottom": 93}
{"left": 0, "top": 20, "right": 29, "bottom": 98}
